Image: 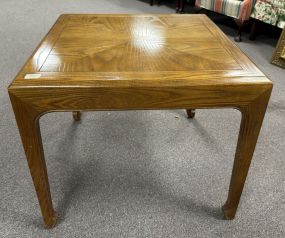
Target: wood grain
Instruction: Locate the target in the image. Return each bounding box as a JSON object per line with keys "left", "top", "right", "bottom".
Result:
{"left": 8, "top": 14, "right": 273, "bottom": 228}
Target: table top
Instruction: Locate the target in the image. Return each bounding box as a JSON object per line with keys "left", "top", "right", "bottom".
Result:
{"left": 10, "top": 14, "right": 271, "bottom": 88}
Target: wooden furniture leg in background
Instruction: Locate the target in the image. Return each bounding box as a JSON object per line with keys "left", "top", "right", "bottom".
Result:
{"left": 176, "top": 0, "right": 181, "bottom": 13}
{"left": 9, "top": 94, "right": 57, "bottom": 228}
{"left": 72, "top": 111, "right": 81, "bottom": 121}
{"left": 186, "top": 109, "right": 196, "bottom": 118}
{"left": 223, "top": 89, "right": 272, "bottom": 219}
{"left": 176, "top": 0, "right": 185, "bottom": 13}
{"left": 234, "top": 19, "right": 244, "bottom": 42}
{"left": 249, "top": 19, "right": 257, "bottom": 41}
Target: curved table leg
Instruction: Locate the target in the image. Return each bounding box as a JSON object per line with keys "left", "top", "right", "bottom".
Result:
{"left": 72, "top": 111, "right": 81, "bottom": 121}
{"left": 186, "top": 109, "right": 195, "bottom": 119}
{"left": 223, "top": 89, "right": 271, "bottom": 219}
{"left": 9, "top": 94, "right": 57, "bottom": 228}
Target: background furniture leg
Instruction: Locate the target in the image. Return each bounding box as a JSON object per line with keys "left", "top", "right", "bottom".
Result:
{"left": 176, "top": 0, "right": 181, "bottom": 13}
{"left": 176, "top": 0, "right": 185, "bottom": 13}
{"left": 223, "top": 88, "right": 272, "bottom": 219}
{"left": 234, "top": 19, "right": 244, "bottom": 42}
{"left": 180, "top": 0, "right": 185, "bottom": 13}
{"left": 72, "top": 111, "right": 81, "bottom": 121}
{"left": 249, "top": 19, "right": 257, "bottom": 41}
{"left": 186, "top": 109, "right": 196, "bottom": 118}
{"left": 9, "top": 93, "right": 57, "bottom": 228}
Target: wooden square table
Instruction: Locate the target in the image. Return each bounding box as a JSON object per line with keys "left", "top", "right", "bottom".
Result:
{"left": 8, "top": 14, "right": 272, "bottom": 228}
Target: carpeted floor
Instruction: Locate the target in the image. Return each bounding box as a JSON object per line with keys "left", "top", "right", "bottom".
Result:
{"left": 0, "top": 0, "right": 284, "bottom": 237}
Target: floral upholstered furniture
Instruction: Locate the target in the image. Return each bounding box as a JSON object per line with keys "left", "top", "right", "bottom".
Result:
{"left": 250, "top": 0, "right": 285, "bottom": 40}
{"left": 251, "top": 0, "right": 285, "bottom": 29}
{"left": 195, "top": 0, "right": 255, "bottom": 41}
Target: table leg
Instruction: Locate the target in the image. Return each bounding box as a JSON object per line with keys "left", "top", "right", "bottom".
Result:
{"left": 176, "top": 0, "right": 185, "bottom": 13}
{"left": 186, "top": 109, "right": 195, "bottom": 118}
{"left": 72, "top": 111, "right": 81, "bottom": 121}
{"left": 9, "top": 94, "right": 57, "bottom": 228}
{"left": 223, "top": 89, "right": 271, "bottom": 219}
{"left": 176, "top": 0, "right": 180, "bottom": 13}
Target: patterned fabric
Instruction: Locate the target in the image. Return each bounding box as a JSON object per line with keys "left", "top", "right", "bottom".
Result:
{"left": 251, "top": 0, "right": 285, "bottom": 28}
{"left": 195, "top": 0, "right": 254, "bottom": 21}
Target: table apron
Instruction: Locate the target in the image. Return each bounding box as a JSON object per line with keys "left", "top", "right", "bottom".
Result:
{"left": 8, "top": 84, "right": 271, "bottom": 113}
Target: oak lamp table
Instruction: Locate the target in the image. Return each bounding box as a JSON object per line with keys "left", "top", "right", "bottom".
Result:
{"left": 8, "top": 14, "right": 272, "bottom": 228}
